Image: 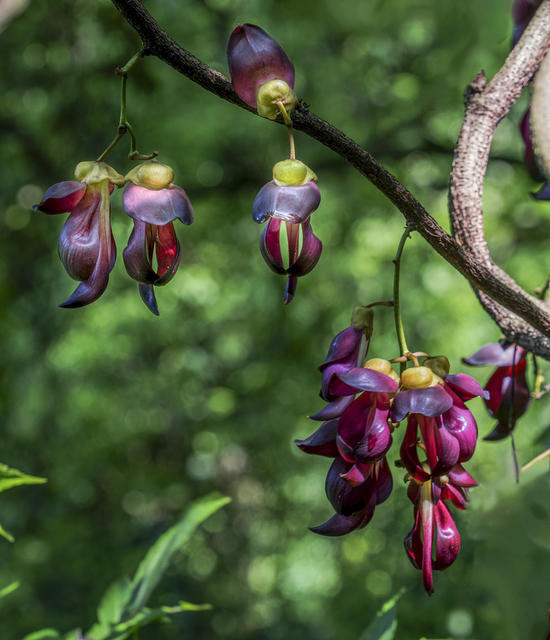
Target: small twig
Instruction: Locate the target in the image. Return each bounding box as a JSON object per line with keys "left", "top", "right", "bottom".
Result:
{"left": 522, "top": 447, "right": 550, "bottom": 471}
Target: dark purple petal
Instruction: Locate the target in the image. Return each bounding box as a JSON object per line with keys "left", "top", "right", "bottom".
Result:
{"left": 283, "top": 275, "right": 298, "bottom": 304}
{"left": 483, "top": 422, "right": 514, "bottom": 441}
{"left": 139, "top": 283, "right": 159, "bottom": 316}
{"left": 227, "top": 24, "right": 295, "bottom": 107}
{"left": 520, "top": 109, "right": 544, "bottom": 181}
{"left": 440, "top": 396, "right": 478, "bottom": 463}
{"left": 58, "top": 184, "right": 115, "bottom": 308}
{"left": 319, "top": 326, "right": 365, "bottom": 371}
{"left": 154, "top": 222, "right": 181, "bottom": 285}
{"left": 34, "top": 181, "right": 86, "bottom": 214}
{"left": 309, "top": 395, "right": 354, "bottom": 421}
{"left": 431, "top": 416, "right": 461, "bottom": 476}
{"left": 123, "top": 183, "right": 194, "bottom": 226}
{"left": 323, "top": 363, "right": 362, "bottom": 401}
{"left": 400, "top": 416, "right": 430, "bottom": 483}
{"left": 432, "top": 501, "right": 460, "bottom": 571}
{"left": 391, "top": 386, "right": 453, "bottom": 423}
{"left": 404, "top": 508, "right": 422, "bottom": 569}
{"left": 339, "top": 463, "right": 370, "bottom": 486}
{"left": 418, "top": 416, "right": 439, "bottom": 471}
{"left": 295, "top": 419, "right": 338, "bottom": 457}
{"left": 287, "top": 219, "right": 322, "bottom": 276}
{"left": 326, "top": 457, "right": 372, "bottom": 516}
{"left": 338, "top": 368, "right": 399, "bottom": 393}
{"left": 441, "top": 483, "right": 468, "bottom": 510}
{"left": 310, "top": 509, "right": 372, "bottom": 537}
{"left": 252, "top": 180, "right": 321, "bottom": 224}
{"left": 375, "top": 457, "right": 393, "bottom": 504}
{"left": 123, "top": 220, "right": 158, "bottom": 284}
{"left": 445, "top": 374, "right": 489, "bottom": 401}
{"left": 259, "top": 218, "right": 285, "bottom": 274}
{"left": 448, "top": 464, "right": 478, "bottom": 488}
{"left": 533, "top": 182, "right": 550, "bottom": 201}
{"left": 463, "top": 342, "right": 525, "bottom": 367}
{"left": 337, "top": 392, "right": 392, "bottom": 463}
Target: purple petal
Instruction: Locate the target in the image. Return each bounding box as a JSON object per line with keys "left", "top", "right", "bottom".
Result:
{"left": 440, "top": 398, "right": 478, "bottom": 463}
{"left": 339, "top": 463, "right": 370, "bottom": 486}
{"left": 483, "top": 422, "right": 513, "bottom": 441}
{"left": 259, "top": 218, "right": 285, "bottom": 274}
{"left": 441, "top": 483, "right": 468, "bottom": 510}
{"left": 319, "top": 326, "right": 365, "bottom": 370}
{"left": 34, "top": 181, "right": 86, "bottom": 214}
{"left": 338, "top": 368, "right": 399, "bottom": 393}
{"left": 390, "top": 386, "right": 453, "bottom": 423}
{"left": 123, "top": 220, "right": 157, "bottom": 284}
{"left": 138, "top": 283, "right": 159, "bottom": 316}
{"left": 283, "top": 275, "right": 298, "bottom": 304}
{"left": 400, "top": 416, "right": 430, "bottom": 483}
{"left": 309, "top": 395, "right": 354, "bottom": 421}
{"left": 533, "top": 182, "right": 550, "bottom": 201}
{"left": 431, "top": 416, "right": 461, "bottom": 476}
{"left": 374, "top": 457, "right": 393, "bottom": 504}
{"left": 123, "top": 183, "right": 194, "bottom": 226}
{"left": 310, "top": 509, "right": 372, "bottom": 537}
{"left": 295, "top": 419, "right": 338, "bottom": 457}
{"left": 463, "top": 342, "right": 525, "bottom": 367}
{"left": 404, "top": 508, "right": 422, "bottom": 569}
{"left": 448, "top": 464, "right": 478, "bottom": 488}
{"left": 432, "top": 501, "right": 460, "bottom": 570}
{"left": 326, "top": 457, "right": 373, "bottom": 516}
{"left": 252, "top": 181, "right": 321, "bottom": 224}
{"left": 520, "top": 109, "right": 544, "bottom": 181}
{"left": 58, "top": 185, "right": 115, "bottom": 308}
{"left": 227, "top": 24, "right": 295, "bottom": 107}
{"left": 337, "top": 392, "right": 392, "bottom": 463}
{"left": 288, "top": 219, "right": 322, "bottom": 276}
{"left": 445, "top": 374, "right": 489, "bottom": 401}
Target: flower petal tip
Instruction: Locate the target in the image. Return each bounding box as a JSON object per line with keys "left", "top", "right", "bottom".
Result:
{"left": 139, "top": 283, "right": 160, "bottom": 316}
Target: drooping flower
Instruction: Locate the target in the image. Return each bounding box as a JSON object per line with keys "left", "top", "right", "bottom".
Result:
{"left": 122, "top": 160, "right": 194, "bottom": 315}
{"left": 404, "top": 463, "right": 477, "bottom": 595}
{"left": 463, "top": 341, "right": 530, "bottom": 441}
{"left": 254, "top": 159, "right": 321, "bottom": 303}
{"left": 34, "top": 161, "right": 124, "bottom": 307}
{"left": 227, "top": 23, "right": 297, "bottom": 119}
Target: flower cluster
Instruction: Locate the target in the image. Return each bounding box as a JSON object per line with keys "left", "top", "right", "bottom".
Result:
{"left": 297, "top": 309, "right": 486, "bottom": 593}
{"left": 227, "top": 24, "right": 322, "bottom": 303}
{"left": 34, "top": 160, "right": 193, "bottom": 314}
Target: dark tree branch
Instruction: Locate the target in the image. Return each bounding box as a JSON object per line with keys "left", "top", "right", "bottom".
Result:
{"left": 112, "top": 0, "right": 550, "bottom": 357}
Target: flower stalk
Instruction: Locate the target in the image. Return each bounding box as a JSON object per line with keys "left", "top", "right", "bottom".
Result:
{"left": 393, "top": 225, "right": 414, "bottom": 366}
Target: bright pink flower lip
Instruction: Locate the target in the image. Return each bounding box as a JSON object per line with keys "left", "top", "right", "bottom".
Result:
{"left": 33, "top": 181, "right": 86, "bottom": 215}
{"left": 227, "top": 24, "right": 295, "bottom": 107}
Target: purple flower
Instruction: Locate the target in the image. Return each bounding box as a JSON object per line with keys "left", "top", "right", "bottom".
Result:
{"left": 34, "top": 161, "right": 124, "bottom": 307}
{"left": 122, "top": 161, "right": 194, "bottom": 315}
{"left": 464, "top": 341, "right": 530, "bottom": 441}
{"left": 227, "top": 23, "right": 296, "bottom": 119}
{"left": 254, "top": 160, "right": 321, "bottom": 303}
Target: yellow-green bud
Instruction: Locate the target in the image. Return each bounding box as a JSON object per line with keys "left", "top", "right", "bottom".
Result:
{"left": 351, "top": 306, "right": 373, "bottom": 334}
{"left": 75, "top": 161, "right": 124, "bottom": 186}
{"left": 273, "top": 160, "right": 307, "bottom": 186}
{"left": 256, "top": 79, "right": 297, "bottom": 120}
{"left": 424, "top": 356, "right": 450, "bottom": 379}
{"left": 125, "top": 161, "right": 175, "bottom": 190}
{"left": 401, "top": 366, "right": 434, "bottom": 389}
{"left": 364, "top": 358, "right": 393, "bottom": 375}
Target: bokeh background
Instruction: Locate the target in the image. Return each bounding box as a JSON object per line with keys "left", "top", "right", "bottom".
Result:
{"left": 1, "top": 0, "right": 549, "bottom": 638}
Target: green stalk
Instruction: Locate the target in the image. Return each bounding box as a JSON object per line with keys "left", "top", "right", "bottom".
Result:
{"left": 393, "top": 225, "right": 413, "bottom": 366}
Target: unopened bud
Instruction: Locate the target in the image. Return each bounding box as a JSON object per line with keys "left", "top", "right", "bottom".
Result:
{"left": 125, "top": 161, "right": 175, "bottom": 190}
{"left": 256, "top": 79, "right": 297, "bottom": 120}
{"left": 364, "top": 358, "right": 393, "bottom": 375}
{"left": 401, "top": 366, "right": 434, "bottom": 389}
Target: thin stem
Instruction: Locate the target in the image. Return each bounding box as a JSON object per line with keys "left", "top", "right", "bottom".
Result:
{"left": 522, "top": 447, "right": 550, "bottom": 471}
{"left": 96, "top": 127, "right": 127, "bottom": 162}
{"left": 393, "top": 225, "right": 414, "bottom": 362}
{"left": 276, "top": 101, "right": 296, "bottom": 160}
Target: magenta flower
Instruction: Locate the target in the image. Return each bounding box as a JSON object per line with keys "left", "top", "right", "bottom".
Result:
{"left": 254, "top": 160, "right": 321, "bottom": 303}
{"left": 227, "top": 23, "right": 296, "bottom": 119}
{"left": 464, "top": 341, "right": 530, "bottom": 440}
{"left": 404, "top": 464, "right": 477, "bottom": 595}
{"left": 122, "top": 161, "right": 194, "bottom": 315}
{"left": 34, "top": 161, "right": 124, "bottom": 307}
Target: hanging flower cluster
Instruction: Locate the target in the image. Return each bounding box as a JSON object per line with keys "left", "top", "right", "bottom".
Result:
{"left": 34, "top": 160, "right": 194, "bottom": 314}
{"left": 297, "top": 307, "right": 487, "bottom": 594}
{"left": 227, "top": 24, "right": 323, "bottom": 303}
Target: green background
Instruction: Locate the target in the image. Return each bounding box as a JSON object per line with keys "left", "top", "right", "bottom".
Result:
{"left": 0, "top": 0, "right": 549, "bottom": 638}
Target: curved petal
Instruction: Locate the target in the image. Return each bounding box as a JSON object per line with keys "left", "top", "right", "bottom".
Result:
{"left": 310, "top": 508, "right": 372, "bottom": 537}
{"left": 259, "top": 218, "right": 286, "bottom": 274}
{"left": 288, "top": 219, "right": 322, "bottom": 276}
{"left": 431, "top": 416, "right": 461, "bottom": 476}
{"left": 155, "top": 222, "right": 181, "bottom": 285}
{"left": 374, "top": 457, "right": 393, "bottom": 504}
{"left": 252, "top": 180, "right": 320, "bottom": 224}
{"left": 319, "top": 326, "right": 365, "bottom": 371}
{"left": 433, "top": 501, "right": 460, "bottom": 570}
{"left": 445, "top": 374, "right": 489, "bottom": 401}
{"left": 463, "top": 342, "right": 525, "bottom": 367}
{"left": 391, "top": 386, "right": 453, "bottom": 423}
{"left": 338, "top": 368, "right": 398, "bottom": 393}
{"left": 123, "top": 220, "right": 158, "bottom": 284}
{"left": 58, "top": 183, "right": 115, "bottom": 308}
{"left": 283, "top": 275, "right": 298, "bottom": 304}
{"left": 295, "top": 419, "right": 338, "bottom": 457}
{"left": 309, "top": 395, "right": 354, "bottom": 421}
{"left": 533, "top": 181, "right": 550, "bottom": 201}
{"left": 138, "top": 283, "right": 159, "bottom": 316}
{"left": 400, "top": 416, "right": 430, "bottom": 482}
{"left": 227, "top": 24, "right": 295, "bottom": 108}
{"left": 34, "top": 181, "right": 86, "bottom": 214}
{"left": 441, "top": 483, "right": 468, "bottom": 510}
{"left": 483, "top": 422, "right": 513, "bottom": 441}
{"left": 448, "top": 464, "right": 478, "bottom": 488}
{"left": 123, "top": 183, "right": 194, "bottom": 225}
{"left": 404, "top": 508, "right": 422, "bottom": 570}
{"left": 326, "top": 456, "right": 373, "bottom": 516}
{"left": 440, "top": 396, "right": 478, "bottom": 463}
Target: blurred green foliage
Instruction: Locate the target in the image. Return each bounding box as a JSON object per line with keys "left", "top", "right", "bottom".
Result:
{"left": 0, "top": 0, "right": 549, "bottom": 638}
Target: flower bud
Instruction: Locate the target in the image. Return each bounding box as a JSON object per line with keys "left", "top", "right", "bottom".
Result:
{"left": 125, "top": 161, "right": 175, "bottom": 190}
{"left": 256, "top": 79, "right": 297, "bottom": 120}
{"left": 364, "top": 358, "right": 393, "bottom": 375}
{"left": 75, "top": 161, "right": 124, "bottom": 186}
{"left": 401, "top": 366, "right": 434, "bottom": 389}
{"left": 351, "top": 306, "right": 373, "bottom": 333}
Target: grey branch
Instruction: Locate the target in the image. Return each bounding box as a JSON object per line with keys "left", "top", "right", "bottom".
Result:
{"left": 112, "top": 0, "right": 550, "bottom": 358}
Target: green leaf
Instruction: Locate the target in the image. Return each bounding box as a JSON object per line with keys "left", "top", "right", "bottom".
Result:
{"left": 20, "top": 630, "right": 60, "bottom": 640}
{"left": 87, "top": 493, "right": 229, "bottom": 640}
{"left": 124, "top": 493, "right": 230, "bottom": 617}
{"left": 0, "top": 581, "right": 19, "bottom": 599}
{"left": 0, "top": 462, "right": 46, "bottom": 493}
{"left": 360, "top": 589, "right": 406, "bottom": 640}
